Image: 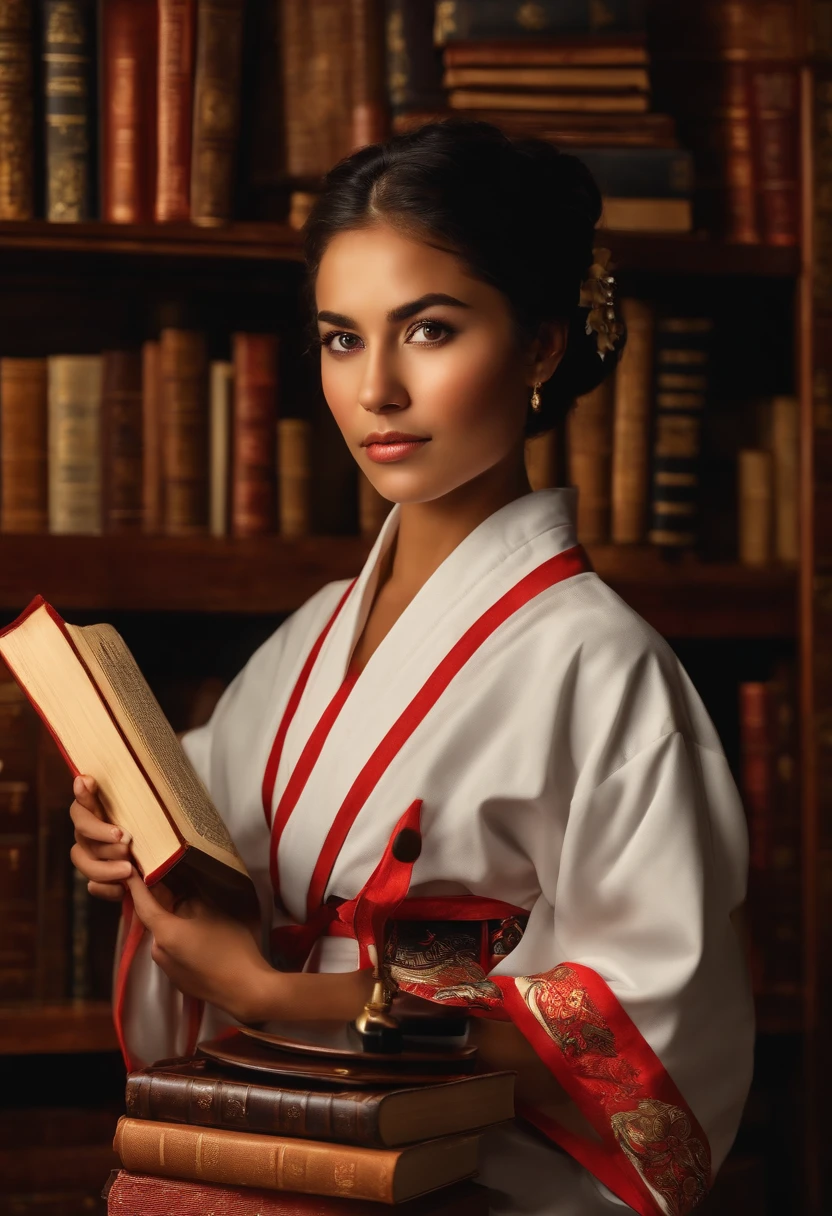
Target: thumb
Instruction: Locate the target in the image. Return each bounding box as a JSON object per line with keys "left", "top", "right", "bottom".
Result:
{"left": 125, "top": 871, "right": 171, "bottom": 935}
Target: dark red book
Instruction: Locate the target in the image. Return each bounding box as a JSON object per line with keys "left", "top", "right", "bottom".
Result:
{"left": 102, "top": 350, "right": 144, "bottom": 533}
{"left": 156, "top": 0, "right": 196, "bottom": 222}
{"left": 749, "top": 63, "right": 799, "bottom": 247}
{"left": 101, "top": 0, "right": 158, "bottom": 223}
{"left": 231, "top": 332, "right": 278, "bottom": 537}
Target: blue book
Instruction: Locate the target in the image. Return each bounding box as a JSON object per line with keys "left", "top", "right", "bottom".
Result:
{"left": 435, "top": 1, "right": 648, "bottom": 43}
{"left": 571, "top": 147, "right": 694, "bottom": 200}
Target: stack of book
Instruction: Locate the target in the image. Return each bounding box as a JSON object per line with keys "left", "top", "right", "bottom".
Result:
{"left": 103, "top": 1033, "right": 513, "bottom": 1213}
{"left": 389, "top": 0, "right": 694, "bottom": 234}
{"left": 650, "top": 0, "right": 799, "bottom": 245}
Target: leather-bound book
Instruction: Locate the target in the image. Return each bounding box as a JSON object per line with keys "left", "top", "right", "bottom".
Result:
{"left": 278, "top": 418, "right": 311, "bottom": 539}
{"left": 104, "top": 1170, "right": 490, "bottom": 1215}
{"left": 47, "top": 355, "right": 103, "bottom": 535}
{"left": 42, "top": 0, "right": 94, "bottom": 221}
{"left": 101, "top": 0, "right": 157, "bottom": 223}
{"left": 647, "top": 318, "right": 712, "bottom": 550}
{"left": 191, "top": 0, "right": 244, "bottom": 227}
{"left": 350, "top": 0, "right": 388, "bottom": 149}
{"left": 434, "top": 0, "right": 648, "bottom": 41}
{"left": 231, "top": 332, "right": 278, "bottom": 537}
{"left": 281, "top": 0, "right": 354, "bottom": 181}
{"left": 209, "top": 360, "right": 233, "bottom": 537}
{"left": 770, "top": 394, "right": 799, "bottom": 563}
{"left": 102, "top": 350, "right": 143, "bottom": 533}
{"left": 156, "top": 0, "right": 196, "bottom": 222}
{"left": 750, "top": 63, "right": 799, "bottom": 247}
{"left": 0, "top": 0, "right": 34, "bottom": 219}
{"left": 568, "top": 378, "right": 614, "bottom": 545}
{"left": 142, "top": 340, "right": 162, "bottom": 533}
{"left": 113, "top": 1118, "right": 481, "bottom": 1203}
{"left": 611, "top": 298, "right": 654, "bottom": 544}
{"left": 443, "top": 38, "right": 649, "bottom": 68}
{"left": 384, "top": 0, "right": 445, "bottom": 120}
{"left": 738, "top": 448, "right": 774, "bottom": 566}
{"left": 160, "top": 329, "right": 209, "bottom": 535}
{"left": 0, "top": 358, "right": 48, "bottom": 533}
{"left": 125, "top": 1055, "right": 513, "bottom": 1147}
{"left": 447, "top": 90, "right": 650, "bottom": 114}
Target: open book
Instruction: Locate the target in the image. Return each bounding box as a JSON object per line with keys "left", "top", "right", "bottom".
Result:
{"left": 0, "top": 597, "right": 256, "bottom": 917}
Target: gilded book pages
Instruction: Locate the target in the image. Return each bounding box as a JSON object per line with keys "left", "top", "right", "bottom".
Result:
{"left": 1, "top": 358, "right": 48, "bottom": 533}
{"left": 47, "top": 355, "right": 103, "bottom": 535}
{"left": 612, "top": 298, "right": 655, "bottom": 543}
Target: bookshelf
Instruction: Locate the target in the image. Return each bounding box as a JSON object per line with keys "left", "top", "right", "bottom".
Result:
{"left": 0, "top": 1002, "right": 118, "bottom": 1056}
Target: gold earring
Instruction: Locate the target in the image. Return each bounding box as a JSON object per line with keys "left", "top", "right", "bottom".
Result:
{"left": 530, "top": 381, "right": 542, "bottom": 413}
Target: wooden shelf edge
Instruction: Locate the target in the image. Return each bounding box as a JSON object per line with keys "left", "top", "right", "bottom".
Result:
{"left": 0, "top": 1001, "right": 119, "bottom": 1055}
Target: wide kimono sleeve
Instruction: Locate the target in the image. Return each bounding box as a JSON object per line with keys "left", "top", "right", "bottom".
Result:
{"left": 485, "top": 728, "right": 754, "bottom": 1216}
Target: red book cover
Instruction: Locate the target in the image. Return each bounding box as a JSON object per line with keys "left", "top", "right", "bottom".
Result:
{"left": 101, "top": 0, "right": 158, "bottom": 223}
{"left": 231, "top": 333, "right": 278, "bottom": 537}
{"left": 156, "top": 0, "right": 196, "bottom": 222}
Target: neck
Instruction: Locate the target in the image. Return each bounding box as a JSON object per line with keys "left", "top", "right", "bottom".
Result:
{"left": 384, "top": 448, "right": 532, "bottom": 596}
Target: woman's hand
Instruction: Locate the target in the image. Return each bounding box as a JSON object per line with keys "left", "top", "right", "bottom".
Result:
{"left": 69, "top": 775, "right": 132, "bottom": 901}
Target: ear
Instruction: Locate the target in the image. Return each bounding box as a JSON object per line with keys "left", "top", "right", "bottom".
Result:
{"left": 526, "top": 319, "right": 568, "bottom": 387}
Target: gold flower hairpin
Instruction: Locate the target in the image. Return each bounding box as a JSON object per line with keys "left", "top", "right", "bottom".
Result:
{"left": 579, "top": 248, "right": 625, "bottom": 360}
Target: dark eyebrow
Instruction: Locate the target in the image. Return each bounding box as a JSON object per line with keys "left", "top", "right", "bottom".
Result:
{"left": 316, "top": 293, "right": 471, "bottom": 329}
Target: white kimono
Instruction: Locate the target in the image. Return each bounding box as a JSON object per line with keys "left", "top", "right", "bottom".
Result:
{"left": 115, "top": 488, "right": 754, "bottom": 1216}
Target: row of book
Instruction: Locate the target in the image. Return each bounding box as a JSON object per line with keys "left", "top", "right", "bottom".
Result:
{"left": 524, "top": 300, "right": 799, "bottom": 561}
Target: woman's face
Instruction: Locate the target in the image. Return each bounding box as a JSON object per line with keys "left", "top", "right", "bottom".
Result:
{"left": 314, "top": 222, "right": 543, "bottom": 504}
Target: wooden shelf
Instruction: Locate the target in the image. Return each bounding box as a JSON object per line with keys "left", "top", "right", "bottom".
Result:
{"left": 0, "top": 219, "right": 800, "bottom": 276}
{"left": 0, "top": 1001, "right": 118, "bottom": 1055}
{"left": 0, "top": 533, "right": 797, "bottom": 636}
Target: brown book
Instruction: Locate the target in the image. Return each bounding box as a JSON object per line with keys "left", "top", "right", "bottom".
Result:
{"left": 601, "top": 198, "right": 693, "bottom": 233}
{"left": 101, "top": 0, "right": 158, "bottom": 223}
{"left": 1, "top": 358, "right": 48, "bottom": 533}
{"left": 142, "top": 340, "right": 163, "bottom": 534}
{"left": 443, "top": 38, "right": 649, "bottom": 68}
{"left": 104, "top": 1170, "right": 490, "bottom": 1215}
{"left": 568, "top": 379, "right": 614, "bottom": 545}
{"left": 738, "top": 448, "right": 773, "bottom": 566}
{"left": 156, "top": 0, "right": 196, "bottom": 222}
{"left": 47, "top": 355, "right": 103, "bottom": 536}
{"left": 113, "top": 1118, "right": 481, "bottom": 1203}
{"left": 191, "top": 0, "right": 244, "bottom": 227}
{"left": 209, "top": 360, "right": 233, "bottom": 537}
{"left": 350, "top": 0, "right": 388, "bottom": 149}
{"left": 281, "top": 0, "right": 354, "bottom": 181}
{"left": 611, "top": 299, "right": 654, "bottom": 544}
{"left": 750, "top": 63, "right": 799, "bottom": 247}
{"left": 102, "top": 351, "right": 144, "bottom": 534}
{"left": 232, "top": 333, "right": 278, "bottom": 537}
{"left": 0, "top": 0, "right": 34, "bottom": 219}
{"left": 0, "top": 597, "right": 257, "bottom": 915}
{"left": 125, "top": 1056, "right": 513, "bottom": 1147}
{"left": 42, "top": 0, "right": 94, "bottom": 222}
{"left": 740, "top": 680, "right": 775, "bottom": 878}
{"left": 278, "top": 418, "right": 312, "bottom": 539}
{"left": 447, "top": 89, "right": 650, "bottom": 114}
{"left": 160, "top": 329, "right": 209, "bottom": 535}
{"left": 443, "top": 66, "right": 650, "bottom": 92}
{"left": 770, "top": 395, "right": 799, "bottom": 563}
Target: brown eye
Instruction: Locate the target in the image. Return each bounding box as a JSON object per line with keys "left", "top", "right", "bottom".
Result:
{"left": 409, "top": 321, "right": 451, "bottom": 344}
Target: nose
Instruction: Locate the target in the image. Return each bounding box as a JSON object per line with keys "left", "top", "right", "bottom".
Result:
{"left": 356, "top": 343, "right": 409, "bottom": 414}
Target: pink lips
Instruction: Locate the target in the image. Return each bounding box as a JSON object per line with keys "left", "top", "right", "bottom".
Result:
{"left": 362, "top": 431, "right": 431, "bottom": 464}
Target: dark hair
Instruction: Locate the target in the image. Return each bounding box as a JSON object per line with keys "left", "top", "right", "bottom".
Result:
{"left": 302, "top": 119, "right": 624, "bottom": 437}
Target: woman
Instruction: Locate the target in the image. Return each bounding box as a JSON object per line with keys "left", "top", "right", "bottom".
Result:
{"left": 70, "top": 120, "right": 754, "bottom": 1215}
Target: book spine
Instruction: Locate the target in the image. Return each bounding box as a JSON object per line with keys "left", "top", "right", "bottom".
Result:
{"left": 0, "top": 358, "right": 49, "bottom": 533}
{"left": 125, "top": 1072, "right": 381, "bottom": 1145}
{"left": 434, "top": 0, "right": 648, "bottom": 41}
{"left": 47, "top": 355, "right": 104, "bottom": 535}
{"left": 738, "top": 448, "right": 774, "bottom": 565}
{"left": 568, "top": 379, "right": 614, "bottom": 545}
{"left": 739, "top": 681, "right": 774, "bottom": 878}
{"left": 770, "top": 394, "right": 799, "bottom": 562}
{"left": 350, "top": 0, "right": 387, "bottom": 148}
{"left": 142, "top": 340, "right": 162, "bottom": 534}
{"left": 231, "top": 333, "right": 278, "bottom": 537}
{"left": 0, "top": 832, "right": 38, "bottom": 999}
{"left": 525, "top": 430, "right": 558, "bottom": 492}
{"left": 446, "top": 89, "right": 650, "bottom": 114}
{"left": 611, "top": 298, "right": 654, "bottom": 544}
{"left": 384, "top": 0, "right": 445, "bottom": 117}
{"left": 750, "top": 63, "right": 799, "bottom": 247}
{"left": 442, "top": 65, "right": 651, "bottom": 92}
{"left": 280, "top": 1, "right": 354, "bottom": 180}
{"left": 570, "top": 148, "right": 693, "bottom": 200}
{"left": 442, "top": 40, "right": 649, "bottom": 68}
{"left": 0, "top": 0, "right": 34, "bottom": 219}
{"left": 114, "top": 1117, "right": 406, "bottom": 1201}
{"left": 190, "top": 0, "right": 244, "bottom": 227}
{"left": 101, "top": 0, "right": 157, "bottom": 223}
{"left": 648, "top": 318, "right": 712, "bottom": 549}
{"left": 160, "top": 329, "right": 209, "bottom": 535}
{"left": 278, "top": 418, "right": 312, "bottom": 539}
{"left": 42, "top": 0, "right": 94, "bottom": 221}
{"left": 209, "top": 360, "right": 233, "bottom": 537}
{"left": 156, "top": 0, "right": 196, "bottom": 222}
{"left": 102, "top": 350, "right": 144, "bottom": 533}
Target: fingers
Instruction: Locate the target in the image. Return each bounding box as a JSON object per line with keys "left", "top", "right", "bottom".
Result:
{"left": 86, "top": 879, "right": 127, "bottom": 902}
{"left": 125, "top": 872, "right": 170, "bottom": 935}
{"left": 69, "top": 778, "right": 132, "bottom": 849}
{"left": 70, "top": 838, "right": 134, "bottom": 885}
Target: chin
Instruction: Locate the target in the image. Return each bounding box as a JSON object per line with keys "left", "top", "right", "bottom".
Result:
{"left": 361, "top": 464, "right": 490, "bottom": 506}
